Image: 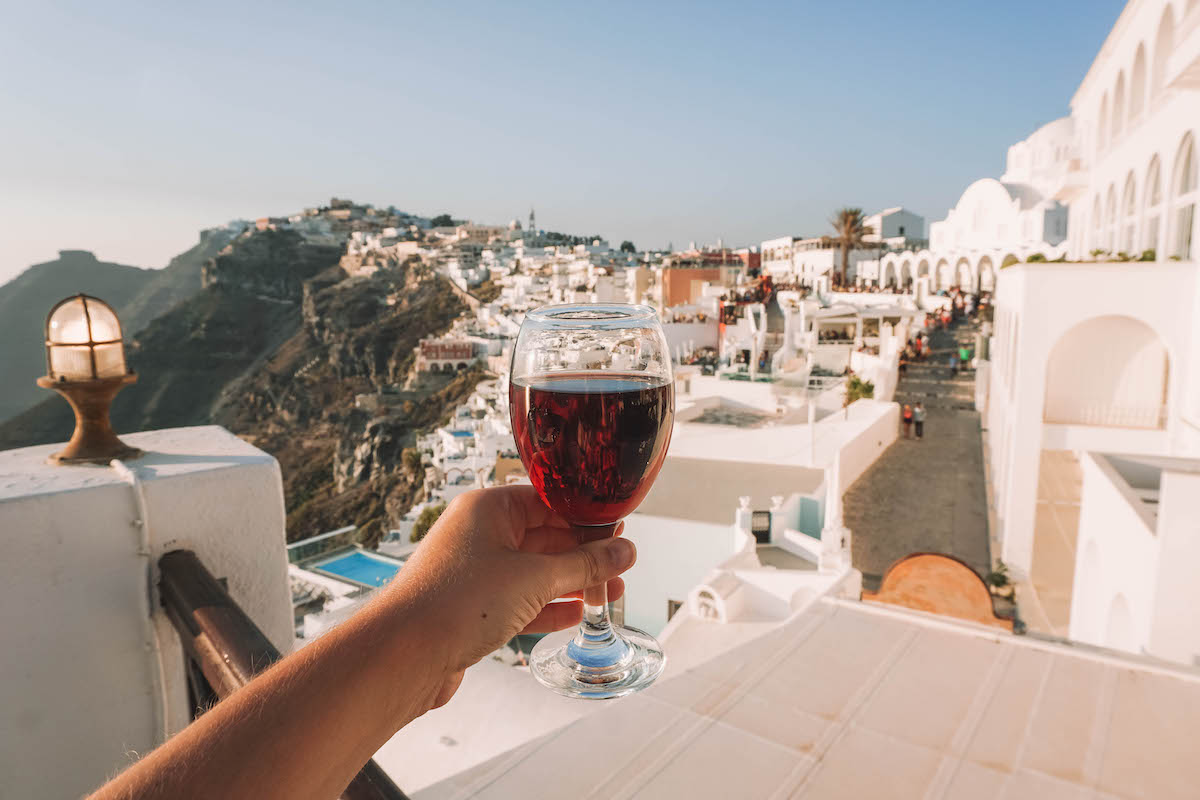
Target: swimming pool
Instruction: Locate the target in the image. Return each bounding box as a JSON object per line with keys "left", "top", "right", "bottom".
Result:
{"left": 314, "top": 551, "right": 402, "bottom": 588}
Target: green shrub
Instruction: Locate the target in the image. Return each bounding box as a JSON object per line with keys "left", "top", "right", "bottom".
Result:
{"left": 1138, "top": 249, "right": 1156, "bottom": 262}
{"left": 410, "top": 503, "right": 447, "bottom": 542}
{"left": 1026, "top": 253, "right": 1047, "bottom": 262}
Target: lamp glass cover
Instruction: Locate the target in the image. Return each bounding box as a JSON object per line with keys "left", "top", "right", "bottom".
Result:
{"left": 46, "top": 296, "right": 127, "bottom": 380}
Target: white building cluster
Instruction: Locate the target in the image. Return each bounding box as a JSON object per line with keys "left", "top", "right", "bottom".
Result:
{"left": 977, "top": 0, "right": 1200, "bottom": 664}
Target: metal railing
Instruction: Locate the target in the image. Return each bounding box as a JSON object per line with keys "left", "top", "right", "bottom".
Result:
{"left": 159, "top": 549, "right": 408, "bottom": 800}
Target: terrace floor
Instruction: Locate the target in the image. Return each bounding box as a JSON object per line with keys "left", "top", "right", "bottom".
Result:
{"left": 844, "top": 317, "right": 991, "bottom": 590}
{"left": 1020, "top": 450, "right": 1083, "bottom": 637}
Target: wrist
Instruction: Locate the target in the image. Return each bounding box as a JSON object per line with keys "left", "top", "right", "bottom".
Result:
{"left": 372, "top": 572, "right": 461, "bottom": 719}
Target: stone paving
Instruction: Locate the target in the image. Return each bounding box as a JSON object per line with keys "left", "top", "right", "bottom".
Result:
{"left": 844, "top": 317, "right": 992, "bottom": 590}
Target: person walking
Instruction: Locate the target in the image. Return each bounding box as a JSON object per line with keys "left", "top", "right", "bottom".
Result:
{"left": 913, "top": 402, "right": 926, "bottom": 440}
{"left": 902, "top": 403, "right": 913, "bottom": 438}
{"left": 958, "top": 344, "right": 972, "bottom": 372}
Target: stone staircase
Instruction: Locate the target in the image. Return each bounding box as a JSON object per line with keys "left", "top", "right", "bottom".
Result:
{"left": 893, "top": 319, "right": 982, "bottom": 412}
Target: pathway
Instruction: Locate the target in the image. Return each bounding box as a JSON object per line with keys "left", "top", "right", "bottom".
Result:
{"left": 844, "top": 317, "right": 992, "bottom": 590}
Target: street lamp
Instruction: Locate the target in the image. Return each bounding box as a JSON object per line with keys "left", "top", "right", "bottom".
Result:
{"left": 36, "top": 294, "right": 142, "bottom": 465}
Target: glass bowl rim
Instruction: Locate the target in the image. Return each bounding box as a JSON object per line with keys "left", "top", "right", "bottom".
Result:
{"left": 524, "top": 302, "right": 658, "bottom": 326}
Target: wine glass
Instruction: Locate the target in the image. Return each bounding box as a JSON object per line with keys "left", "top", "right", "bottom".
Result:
{"left": 509, "top": 303, "right": 674, "bottom": 699}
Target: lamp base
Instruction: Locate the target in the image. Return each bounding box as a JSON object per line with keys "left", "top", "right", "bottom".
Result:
{"left": 37, "top": 374, "right": 143, "bottom": 466}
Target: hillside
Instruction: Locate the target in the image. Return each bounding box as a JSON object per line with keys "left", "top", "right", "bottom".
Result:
{"left": 0, "top": 229, "right": 473, "bottom": 543}
{"left": 0, "top": 251, "right": 154, "bottom": 422}
{"left": 118, "top": 227, "right": 238, "bottom": 334}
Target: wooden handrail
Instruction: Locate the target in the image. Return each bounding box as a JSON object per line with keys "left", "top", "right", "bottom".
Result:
{"left": 159, "top": 549, "right": 409, "bottom": 800}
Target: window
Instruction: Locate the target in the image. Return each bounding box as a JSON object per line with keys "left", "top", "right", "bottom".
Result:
{"left": 1105, "top": 185, "right": 1118, "bottom": 252}
{"left": 666, "top": 599, "right": 683, "bottom": 622}
{"left": 1130, "top": 44, "right": 1146, "bottom": 121}
{"left": 1151, "top": 8, "right": 1175, "bottom": 101}
{"left": 1145, "top": 156, "right": 1163, "bottom": 252}
{"left": 1112, "top": 71, "right": 1126, "bottom": 141}
{"left": 1098, "top": 93, "right": 1109, "bottom": 153}
{"left": 750, "top": 510, "right": 771, "bottom": 544}
{"left": 899, "top": 225, "right": 905, "bottom": 235}
{"left": 1171, "top": 135, "right": 1197, "bottom": 259}
{"left": 1121, "top": 172, "right": 1137, "bottom": 254}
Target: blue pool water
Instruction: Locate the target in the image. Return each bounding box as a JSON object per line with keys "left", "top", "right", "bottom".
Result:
{"left": 316, "top": 552, "right": 401, "bottom": 587}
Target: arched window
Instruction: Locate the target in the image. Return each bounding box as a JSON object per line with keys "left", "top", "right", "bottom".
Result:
{"left": 1098, "top": 93, "right": 1109, "bottom": 152}
{"left": 1105, "top": 185, "right": 1118, "bottom": 252}
{"left": 1129, "top": 44, "right": 1146, "bottom": 120}
{"left": 1092, "top": 195, "right": 1104, "bottom": 252}
{"left": 1151, "top": 7, "right": 1175, "bottom": 100}
{"left": 1144, "top": 156, "right": 1163, "bottom": 253}
{"left": 1170, "top": 134, "right": 1197, "bottom": 260}
{"left": 1112, "top": 72, "right": 1126, "bottom": 141}
{"left": 1121, "top": 172, "right": 1137, "bottom": 255}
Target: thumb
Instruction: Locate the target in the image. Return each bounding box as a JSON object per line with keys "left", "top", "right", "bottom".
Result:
{"left": 546, "top": 536, "right": 636, "bottom": 597}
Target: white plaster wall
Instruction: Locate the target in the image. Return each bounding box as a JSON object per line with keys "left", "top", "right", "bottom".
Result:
{"left": 831, "top": 399, "right": 900, "bottom": 492}
{"left": 0, "top": 426, "right": 292, "bottom": 799}
{"left": 986, "top": 261, "right": 1198, "bottom": 575}
{"left": 1068, "top": 453, "right": 1159, "bottom": 653}
{"left": 1068, "top": 0, "right": 1200, "bottom": 261}
{"left": 619, "top": 515, "right": 737, "bottom": 635}
{"left": 1146, "top": 468, "right": 1200, "bottom": 664}
{"left": 661, "top": 321, "right": 718, "bottom": 356}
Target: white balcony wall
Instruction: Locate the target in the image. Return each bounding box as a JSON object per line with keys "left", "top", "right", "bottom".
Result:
{"left": 1069, "top": 451, "right": 1200, "bottom": 665}
{"left": 0, "top": 427, "right": 292, "bottom": 800}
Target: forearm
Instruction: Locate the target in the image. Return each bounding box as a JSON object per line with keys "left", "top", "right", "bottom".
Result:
{"left": 93, "top": 583, "right": 447, "bottom": 800}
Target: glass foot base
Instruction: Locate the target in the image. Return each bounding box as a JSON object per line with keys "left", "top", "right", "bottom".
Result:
{"left": 529, "top": 625, "right": 666, "bottom": 700}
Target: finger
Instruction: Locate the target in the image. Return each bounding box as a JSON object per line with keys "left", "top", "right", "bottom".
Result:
{"left": 521, "top": 521, "right": 626, "bottom": 555}
{"left": 521, "top": 600, "right": 583, "bottom": 633}
{"left": 491, "top": 484, "right": 572, "bottom": 531}
{"left": 544, "top": 537, "right": 636, "bottom": 598}
{"left": 561, "top": 577, "right": 625, "bottom": 602}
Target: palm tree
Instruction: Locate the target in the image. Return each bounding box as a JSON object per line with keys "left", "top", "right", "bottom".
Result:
{"left": 829, "top": 208, "right": 874, "bottom": 287}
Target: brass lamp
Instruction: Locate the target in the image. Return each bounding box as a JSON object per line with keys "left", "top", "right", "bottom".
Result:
{"left": 37, "top": 294, "right": 143, "bottom": 465}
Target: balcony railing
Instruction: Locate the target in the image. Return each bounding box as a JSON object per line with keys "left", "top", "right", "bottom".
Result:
{"left": 159, "top": 549, "right": 409, "bottom": 800}
{"left": 1042, "top": 403, "right": 1167, "bottom": 430}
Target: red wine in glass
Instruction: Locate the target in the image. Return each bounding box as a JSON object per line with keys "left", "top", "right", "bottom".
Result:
{"left": 510, "top": 373, "right": 674, "bottom": 527}
{"left": 509, "top": 302, "right": 674, "bottom": 699}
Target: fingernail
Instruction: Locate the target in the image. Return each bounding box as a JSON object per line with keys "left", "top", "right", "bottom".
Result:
{"left": 607, "top": 537, "right": 635, "bottom": 570}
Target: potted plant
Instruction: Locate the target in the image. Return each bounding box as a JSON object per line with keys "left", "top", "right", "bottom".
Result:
{"left": 986, "top": 561, "right": 1014, "bottom": 600}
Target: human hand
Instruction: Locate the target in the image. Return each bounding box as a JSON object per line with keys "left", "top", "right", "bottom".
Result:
{"left": 383, "top": 485, "right": 636, "bottom": 710}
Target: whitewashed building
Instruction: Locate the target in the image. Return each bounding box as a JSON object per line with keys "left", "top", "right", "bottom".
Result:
{"left": 983, "top": 0, "right": 1200, "bottom": 660}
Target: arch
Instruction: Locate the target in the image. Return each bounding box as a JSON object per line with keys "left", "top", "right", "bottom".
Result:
{"left": 1105, "top": 184, "right": 1118, "bottom": 252}
{"left": 936, "top": 259, "right": 952, "bottom": 290}
{"left": 1120, "top": 171, "right": 1137, "bottom": 255}
{"left": 899, "top": 260, "right": 913, "bottom": 290}
{"left": 1098, "top": 93, "right": 1109, "bottom": 152}
{"left": 1151, "top": 6, "right": 1175, "bottom": 100}
{"left": 1112, "top": 71, "right": 1126, "bottom": 141}
{"left": 1169, "top": 132, "right": 1196, "bottom": 259}
{"left": 1144, "top": 155, "right": 1164, "bottom": 253}
{"left": 456, "top": 362, "right": 468, "bottom": 371}
{"left": 1044, "top": 315, "right": 1168, "bottom": 429}
{"left": 1105, "top": 594, "right": 1137, "bottom": 653}
{"left": 1129, "top": 43, "right": 1147, "bottom": 121}
{"left": 954, "top": 257, "right": 972, "bottom": 289}
{"left": 1091, "top": 194, "right": 1104, "bottom": 253}
{"left": 977, "top": 256, "right": 996, "bottom": 292}
{"left": 881, "top": 260, "right": 897, "bottom": 289}
{"left": 916, "top": 259, "right": 930, "bottom": 279}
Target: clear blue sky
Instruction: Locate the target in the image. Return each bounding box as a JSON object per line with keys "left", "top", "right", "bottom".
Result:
{"left": 0, "top": 0, "right": 1125, "bottom": 283}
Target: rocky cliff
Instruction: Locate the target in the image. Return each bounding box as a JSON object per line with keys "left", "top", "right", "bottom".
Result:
{"left": 0, "top": 230, "right": 475, "bottom": 544}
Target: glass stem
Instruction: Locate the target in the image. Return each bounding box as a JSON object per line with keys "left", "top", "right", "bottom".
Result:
{"left": 568, "top": 523, "right": 627, "bottom": 666}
